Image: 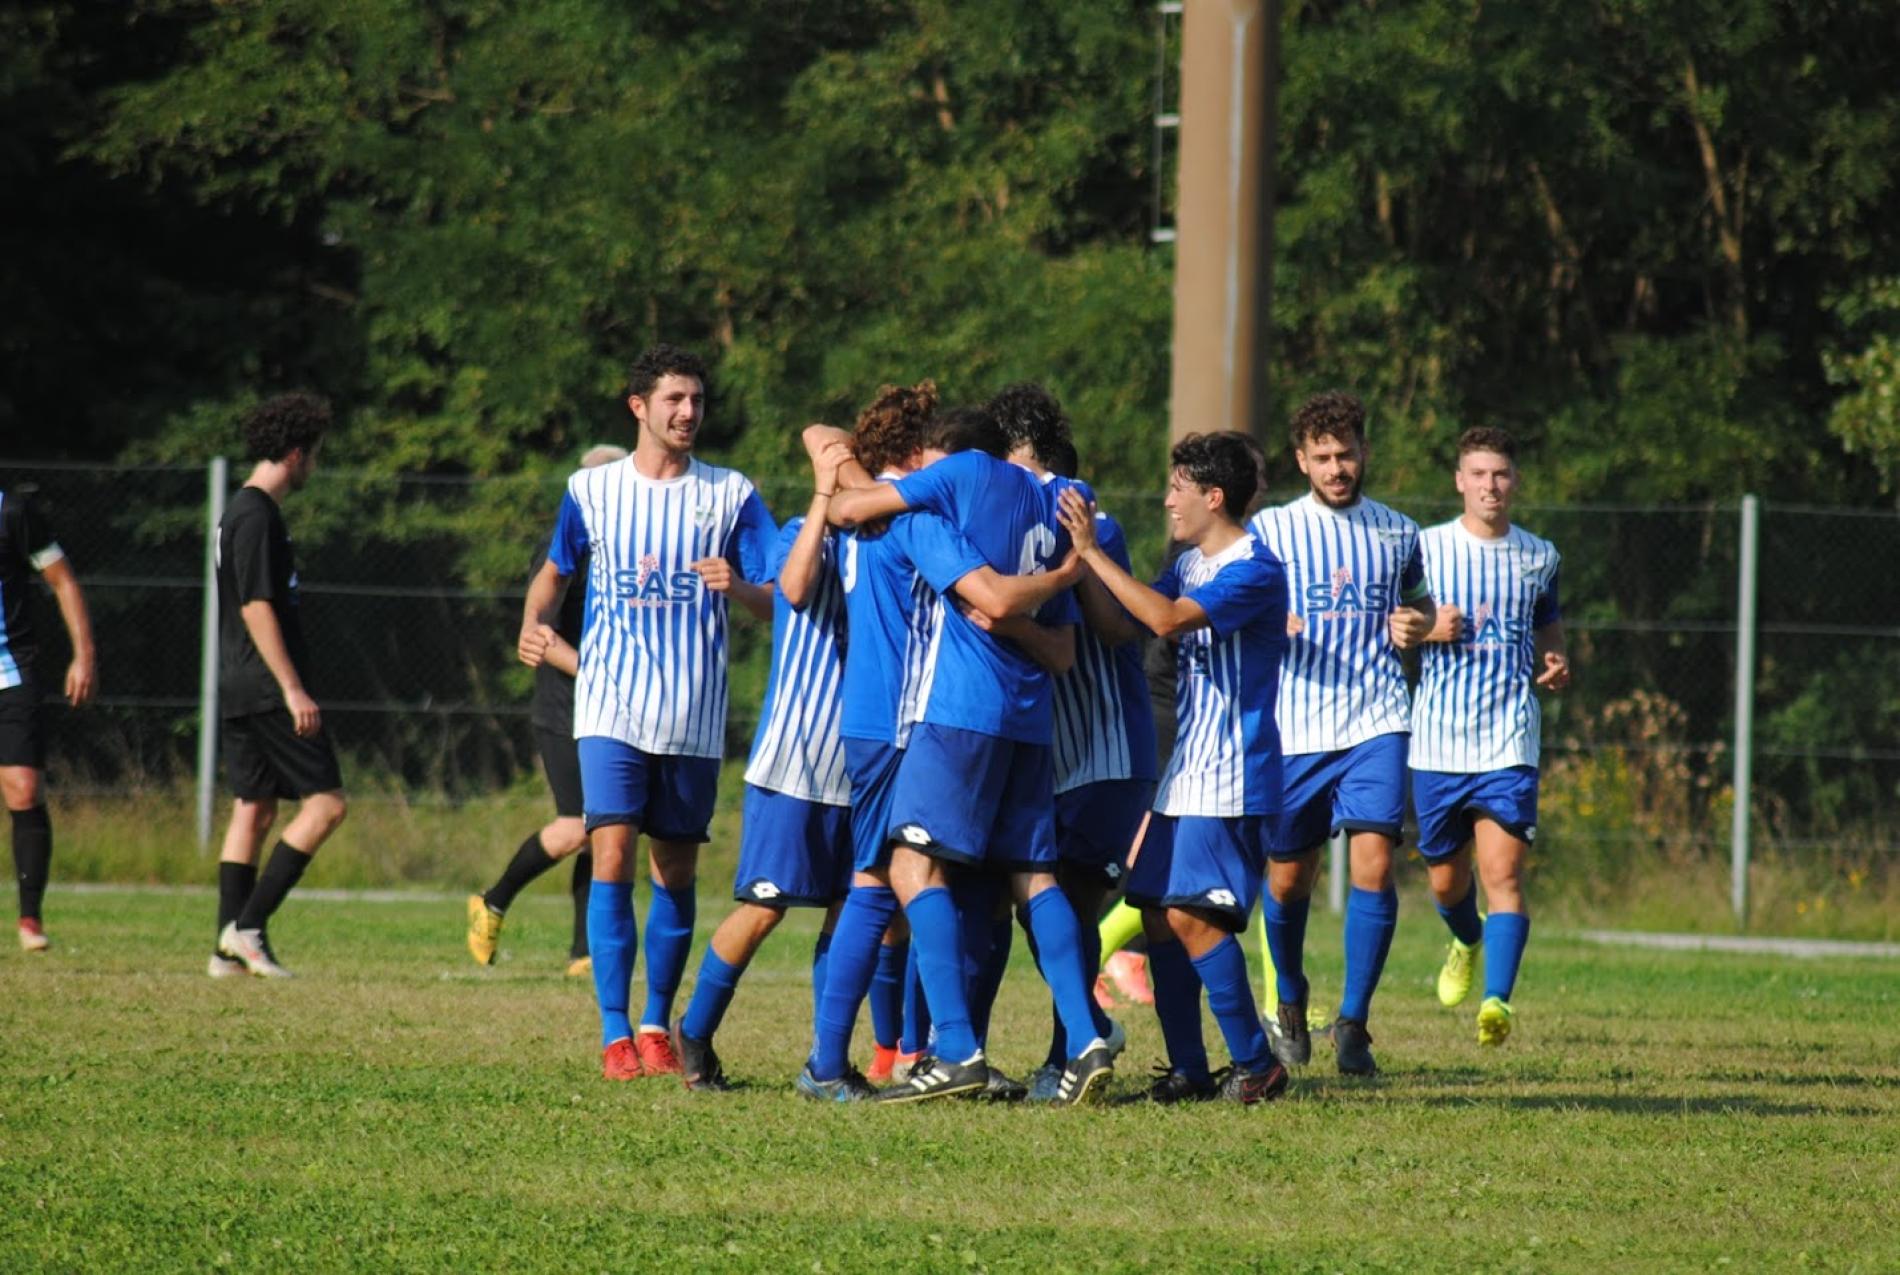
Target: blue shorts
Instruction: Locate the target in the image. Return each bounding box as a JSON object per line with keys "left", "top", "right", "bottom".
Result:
{"left": 844, "top": 737, "right": 904, "bottom": 873}
{"left": 732, "top": 784, "right": 852, "bottom": 907}
{"left": 577, "top": 737, "right": 720, "bottom": 841}
{"left": 1124, "top": 814, "right": 1269, "bottom": 931}
{"left": 887, "top": 723, "right": 1057, "bottom": 872}
{"left": 1055, "top": 779, "right": 1156, "bottom": 887}
{"left": 1270, "top": 734, "right": 1409, "bottom": 857}
{"left": 1411, "top": 766, "right": 1540, "bottom": 862}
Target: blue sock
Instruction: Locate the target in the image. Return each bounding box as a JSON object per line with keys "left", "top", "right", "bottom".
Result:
{"left": 970, "top": 913, "right": 1014, "bottom": 1048}
{"left": 1483, "top": 911, "right": 1532, "bottom": 1001}
{"left": 810, "top": 930, "right": 834, "bottom": 1030}
{"left": 1436, "top": 881, "right": 1483, "bottom": 947}
{"left": 809, "top": 885, "right": 897, "bottom": 1081}
{"left": 639, "top": 879, "right": 696, "bottom": 1030}
{"left": 900, "top": 943, "right": 932, "bottom": 1054}
{"left": 680, "top": 947, "right": 747, "bottom": 1042}
{"left": 904, "top": 886, "right": 978, "bottom": 1062}
{"left": 1080, "top": 905, "right": 1111, "bottom": 1040}
{"left": 1023, "top": 887, "right": 1102, "bottom": 1060}
{"left": 1262, "top": 891, "right": 1311, "bottom": 1007}
{"left": 1146, "top": 937, "right": 1209, "bottom": 1082}
{"left": 870, "top": 941, "right": 905, "bottom": 1050}
{"left": 1192, "top": 935, "right": 1271, "bottom": 1071}
{"left": 586, "top": 881, "right": 637, "bottom": 1048}
{"left": 1338, "top": 886, "right": 1399, "bottom": 1023}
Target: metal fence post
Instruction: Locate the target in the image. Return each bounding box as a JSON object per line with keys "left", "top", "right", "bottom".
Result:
{"left": 196, "top": 456, "right": 227, "bottom": 849}
{"left": 1730, "top": 494, "right": 1760, "bottom": 926}
{"left": 1328, "top": 828, "right": 1347, "bottom": 914}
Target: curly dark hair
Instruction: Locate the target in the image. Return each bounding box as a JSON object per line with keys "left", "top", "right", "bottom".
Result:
{"left": 1457, "top": 425, "right": 1516, "bottom": 462}
{"left": 987, "top": 382, "right": 1073, "bottom": 461}
{"left": 919, "top": 403, "right": 1009, "bottom": 459}
{"left": 627, "top": 343, "right": 710, "bottom": 399}
{"left": 1289, "top": 390, "right": 1366, "bottom": 451}
{"left": 242, "top": 392, "right": 332, "bottom": 463}
{"left": 1171, "top": 431, "right": 1260, "bottom": 522}
{"left": 851, "top": 380, "right": 939, "bottom": 475}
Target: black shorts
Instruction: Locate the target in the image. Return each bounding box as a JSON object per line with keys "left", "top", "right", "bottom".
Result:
{"left": 535, "top": 727, "right": 583, "bottom": 819}
{"left": 0, "top": 680, "right": 45, "bottom": 769}
{"left": 223, "top": 709, "right": 344, "bottom": 800}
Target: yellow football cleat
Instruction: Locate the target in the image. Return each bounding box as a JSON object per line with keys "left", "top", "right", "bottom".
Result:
{"left": 1436, "top": 936, "right": 1479, "bottom": 1007}
{"left": 566, "top": 955, "right": 593, "bottom": 978}
{"left": 1477, "top": 996, "right": 1514, "bottom": 1046}
{"left": 466, "top": 894, "right": 503, "bottom": 966}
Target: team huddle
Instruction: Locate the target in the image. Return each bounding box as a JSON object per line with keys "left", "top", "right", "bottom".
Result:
{"left": 112, "top": 341, "right": 1567, "bottom": 1109}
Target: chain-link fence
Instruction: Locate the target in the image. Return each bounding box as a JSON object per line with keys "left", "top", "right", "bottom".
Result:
{"left": 6, "top": 460, "right": 1896, "bottom": 910}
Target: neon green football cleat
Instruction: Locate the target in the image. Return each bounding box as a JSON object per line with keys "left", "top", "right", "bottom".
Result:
{"left": 1477, "top": 996, "right": 1514, "bottom": 1047}
{"left": 1436, "top": 936, "right": 1479, "bottom": 1007}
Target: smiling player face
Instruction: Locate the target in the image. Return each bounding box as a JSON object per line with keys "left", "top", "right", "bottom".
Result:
{"left": 1455, "top": 447, "right": 1516, "bottom": 530}
{"left": 628, "top": 374, "right": 705, "bottom": 459}
{"left": 1294, "top": 432, "right": 1365, "bottom": 509}
{"left": 1164, "top": 468, "right": 1223, "bottom": 545}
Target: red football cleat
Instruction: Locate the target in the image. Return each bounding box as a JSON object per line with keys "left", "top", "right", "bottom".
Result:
{"left": 634, "top": 1028, "right": 683, "bottom": 1076}
{"left": 866, "top": 1044, "right": 900, "bottom": 1084}
{"left": 601, "top": 1038, "right": 642, "bottom": 1081}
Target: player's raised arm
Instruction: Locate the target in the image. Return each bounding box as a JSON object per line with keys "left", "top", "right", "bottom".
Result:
{"left": 959, "top": 605, "right": 1077, "bottom": 675}
{"left": 780, "top": 442, "right": 850, "bottom": 609}
{"left": 1057, "top": 488, "right": 1210, "bottom": 639}
{"left": 946, "top": 551, "right": 1085, "bottom": 622}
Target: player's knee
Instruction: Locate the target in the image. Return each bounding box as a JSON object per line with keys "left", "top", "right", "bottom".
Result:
{"left": 310, "top": 790, "right": 348, "bottom": 832}
{"left": 647, "top": 841, "right": 698, "bottom": 889}
{"left": 542, "top": 817, "right": 587, "bottom": 857}
{"left": 0, "top": 766, "right": 43, "bottom": 810}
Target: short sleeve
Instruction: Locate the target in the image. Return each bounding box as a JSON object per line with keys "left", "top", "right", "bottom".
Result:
{"left": 549, "top": 491, "right": 589, "bottom": 576}
{"left": 1151, "top": 555, "right": 1184, "bottom": 603}
{"left": 228, "top": 504, "right": 279, "bottom": 606}
{"left": 724, "top": 489, "right": 778, "bottom": 584}
{"left": 1188, "top": 554, "right": 1286, "bottom": 640}
{"left": 11, "top": 496, "right": 65, "bottom": 572}
{"left": 892, "top": 452, "right": 982, "bottom": 522}
{"left": 1533, "top": 562, "right": 1562, "bottom": 628}
{"left": 889, "top": 511, "right": 986, "bottom": 595}
{"left": 767, "top": 516, "right": 804, "bottom": 583}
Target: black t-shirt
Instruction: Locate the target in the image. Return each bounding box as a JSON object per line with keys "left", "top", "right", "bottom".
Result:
{"left": 216, "top": 486, "right": 312, "bottom": 719}
{"left": 528, "top": 540, "right": 586, "bottom": 734}
{"left": 0, "top": 486, "right": 62, "bottom": 685}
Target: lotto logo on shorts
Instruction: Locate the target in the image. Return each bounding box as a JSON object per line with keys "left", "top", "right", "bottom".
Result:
{"left": 1205, "top": 889, "right": 1238, "bottom": 908}
{"left": 1104, "top": 863, "right": 1123, "bottom": 882}
{"left": 897, "top": 824, "right": 934, "bottom": 847}
{"left": 1524, "top": 825, "right": 1537, "bottom": 842}
{"left": 743, "top": 880, "right": 782, "bottom": 901}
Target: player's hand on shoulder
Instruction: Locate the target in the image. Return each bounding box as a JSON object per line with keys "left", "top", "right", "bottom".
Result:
{"left": 1388, "top": 606, "right": 1430, "bottom": 650}
{"left": 1055, "top": 489, "right": 1097, "bottom": 550}
{"left": 65, "top": 654, "right": 96, "bottom": 707}
{"left": 691, "top": 557, "right": 736, "bottom": 592}
{"left": 1536, "top": 650, "right": 1571, "bottom": 692}
{"left": 813, "top": 440, "right": 852, "bottom": 493}
{"left": 285, "top": 687, "right": 322, "bottom": 738}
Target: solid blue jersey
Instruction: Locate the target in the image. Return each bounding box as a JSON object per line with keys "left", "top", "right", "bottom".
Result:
{"left": 837, "top": 504, "right": 986, "bottom": 746}
{"left": 744, "top": 517, "right": 851, "bottom": 805}
{"left": 1152, "top": 533, "right": 1288, "bottom": 818}
{"left": 1410, "top": 520, "right": 1562, "bottom": 772}
{"left": 893, "top": 451, "right": 1082, "bottom": 745}
{"left": 1051, "top": 508, "right": 1158, "bottom": 792}
{"left": 550, "top": 456, "right": 776, "bottom": 758}
{"left": 1248, "top": 493, "right": 1426, "bottom": 755}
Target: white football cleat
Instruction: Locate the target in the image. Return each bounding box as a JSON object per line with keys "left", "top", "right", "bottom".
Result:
{"left": 218, "top": 922, "right": 293, "bottom": 978}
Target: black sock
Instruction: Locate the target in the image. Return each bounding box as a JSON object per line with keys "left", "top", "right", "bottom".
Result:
{"left": 483, "top": 833, "right": 559, "bottom": 914}
{"left": 217, "top": 861, "right": 259, "bottom": 946}
{"left": 569, "top": 849, "right": 593, "bottom": 959}
{"left": 234, "top": 840, "right": 312, "bottom": 931}
{"left": 12, "top": 806, "right": 52, "bottom": 921}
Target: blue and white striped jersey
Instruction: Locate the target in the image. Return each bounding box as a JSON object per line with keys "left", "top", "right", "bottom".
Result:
{"left": 1248, "top": 494, "right": 1427, "bottom": 756}
{"left": 1052, "top": 508, "right": 1158, "bottom": 793}
{"left": 550, "top": 456, "right": 777, "bottom": 758}
{"left": 744, "top": 517, "right": 851, "bottom": 805}
{"left": 1152, "top": 533, "right": 1288, "bottom": 817}
{"left": 1410, "top": 520, "right": 1562, "bottom": 772}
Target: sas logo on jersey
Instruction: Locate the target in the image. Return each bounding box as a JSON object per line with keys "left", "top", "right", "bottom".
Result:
{"left": 692, "top": 504, "right": 715, "bottom": 527}
{"left": 614, "top": 553, "right": 703, "bottom": 607}
{"left": 1462, "top": 600, "right": 1528, "bottom": 650}
{"left": 1302, "top": 565, "right": 1391, "bottom": 619}
{"left": 1204, "top": 888, "right": 1238, "bottom": 908}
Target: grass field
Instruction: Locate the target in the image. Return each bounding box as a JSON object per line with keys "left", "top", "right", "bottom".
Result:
{"left": 4, "top": 886, "right": 1897, "bottom": 1273}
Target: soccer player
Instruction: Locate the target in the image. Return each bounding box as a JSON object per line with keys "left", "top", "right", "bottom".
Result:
{"left": 210, "top": 393, "right": 350, "bottom": 978}
{"left": 825, "top": 406, "right": 1114, "bottom": 1106}
{"left": 991, "top": 383, "right": 1154, "bottom": 1100}
{"left": 522, "top": 344, "right": 776, "bottom": 1081}
{"left": 466, "top": 444, "right": 627, "bottom": 974}
{"left": 0, "top": 482, "right": 96, "bottom": 952}
{"left": 1411, "top": 427, "right": 1567, "bottom": 1046}
{"left": 670, "top": 445, "right": 854, "bottom": 1091}
{"left": 1248, "top": 391, "right": 1435, "bottom": 1076}
{"left": 1058, "top": 431, "right": 1291, "bottom": 1104}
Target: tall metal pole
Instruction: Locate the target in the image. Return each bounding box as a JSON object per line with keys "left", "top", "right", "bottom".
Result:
{"left": 1729, "top": 495, "right": 1759, "bottom": 925}
{"left": 196, "top": 456, "right": 228, "bottom": 850}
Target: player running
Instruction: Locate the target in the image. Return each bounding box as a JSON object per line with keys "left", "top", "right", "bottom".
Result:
{"left": 467, "top": 444, "right": 626, "bottom": 974}
{"left": 210, "top": 393, "right": 350, "bottom": 978}
{"left": 1248, "top": 391, "right": 1435, "bottom": 1076}
{"left": 1412, "top": 427, "right": 1568, "bottom": 1046}
{"left": 0, "top": 480, "right": 96, "bottom": 953}
{"left": 1059, "top": 431, "right": 1291, "bottom": 1104}
{"left": 521, "top": 345, "right": 776, "bottom": 1081}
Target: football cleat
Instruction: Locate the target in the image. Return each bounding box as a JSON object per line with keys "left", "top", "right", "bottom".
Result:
{"left": 1477, "top": 996, "right": 1515, "bottom": 1047}
{"left": 466, "top": 895, "right": 503, "bottom": 966}
{"left": 218, "top": 923, "right": 292, "bottom": 978}
{"left": 633, "top": 1028, "right": 682, "bottom": 1076}
{"left": 1052, "top": 1042, "right": 1115, "bottom": 1107}
{"left": 795, "top": 1064, "right": 875, "bottom": 1103}
{"left": 601, "top": 1037, "right": 642, "bottom": 1081}
{"left": 206, "top": 952, "right": 247, "bottom": 978}
{"left": 565, "top": 955, "right": 593, "bottom": 978}
{"left": 1217, "top": 1060, "right": 1290, "bottom": 1105}
{"left": 1135, "top": 1066, "right": 1218, "bottom": 1105}
{"left": 866, "top": 1044, "right": 901, "bottom": 1084}
{"left": 1333, "top": 1017, "right": 1378, "bottom": 1076}
{"left": 1104, "top": 950, "right": 1155, "bottom": 1006}
{"left": 673, "top": 1024, "right": 732, "bottom": 1092}
{"left": 890, "top": 1049, "right": 926, "bottom": 1083}
{"left": 1265, "top": 998, "right": 1312, "bottom": 1068}
{"left": 875, "top": 1053, "right": 989, "bottom": 1104}
{"left": 1026, "top": 1062, "right": 1065, "bottom": 1103}
{"left": 1437, "top": 936, "right": 1479, "bottom": 1007}
{"left": 968, "top": 1065, "right": 1028, "bottom": 1103}
{"left": 18, "top": 918, "right": 49, "bottom": 953}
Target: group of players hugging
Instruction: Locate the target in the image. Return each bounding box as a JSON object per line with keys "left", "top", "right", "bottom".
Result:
{"left": 3, "top": 341, "right": 1566, "bottom": 1108}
